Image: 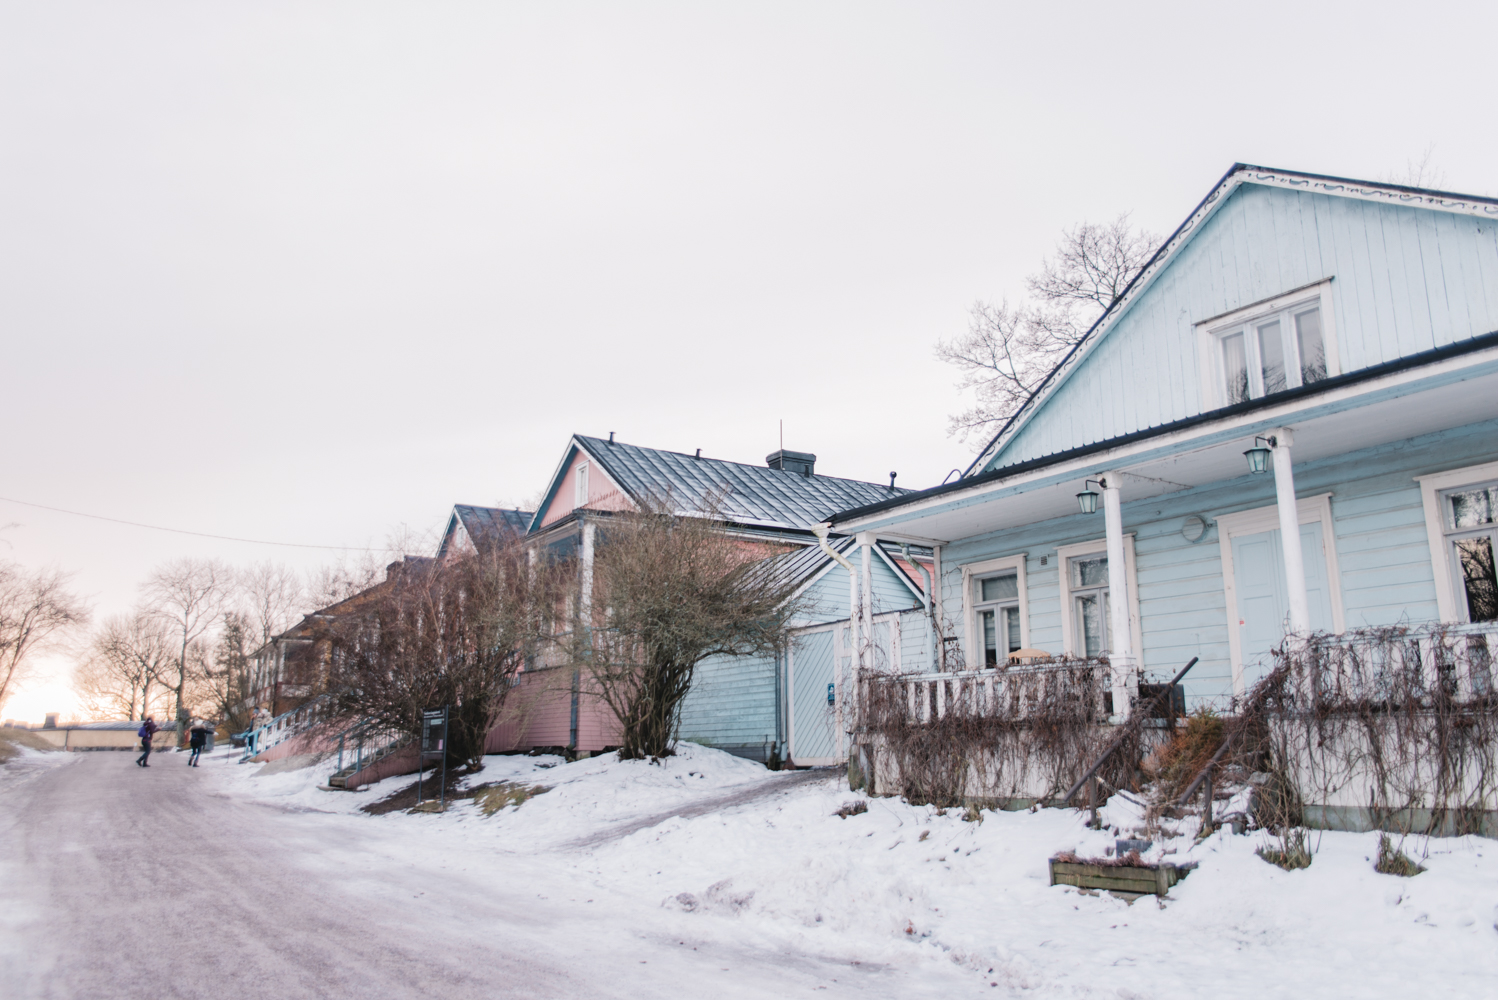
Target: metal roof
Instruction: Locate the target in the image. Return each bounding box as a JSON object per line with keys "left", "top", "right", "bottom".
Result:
{"left": 574, "top": 435, "right": 908, "bottom": 532}
{"left": 451, "top": 505, "right": 532, "bottom": 552}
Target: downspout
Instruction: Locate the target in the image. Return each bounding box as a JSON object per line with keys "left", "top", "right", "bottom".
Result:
{"left": 901, "top": 544, "right": 934, "bottom": 673}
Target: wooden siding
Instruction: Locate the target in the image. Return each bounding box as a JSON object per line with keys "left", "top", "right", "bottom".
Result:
{"left": 940, "top": 417, "right": 1498, "bottom": 706}
{"left": 678, "top": 545, "right": 922, "bottom": 758}
{"left": 994, "top": 183, "right": 1498, "bottom": 470}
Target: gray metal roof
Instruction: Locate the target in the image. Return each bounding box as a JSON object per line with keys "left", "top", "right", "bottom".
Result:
{"left": 451, "top": 505, "right": 532, "bottom": 552}
{"left": 574, "top": 436, "right": 909, "bottom": 532}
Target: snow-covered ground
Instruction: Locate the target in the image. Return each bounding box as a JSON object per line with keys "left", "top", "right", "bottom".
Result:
{"left": 218, "top": 743, "right": 1498, "bottom": 998}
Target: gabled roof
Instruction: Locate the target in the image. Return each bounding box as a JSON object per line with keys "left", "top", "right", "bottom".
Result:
{"left": 438, "top": 505, "right": 533, "bottom": 558}
{"left": 744, "top": 535, "right": 925, "bottom": 607}
{"left": 965, "top": 164, "right": 1498, "bottom": 477}
{"left": 532, "top": 435, "right": 910, "bottom": 534}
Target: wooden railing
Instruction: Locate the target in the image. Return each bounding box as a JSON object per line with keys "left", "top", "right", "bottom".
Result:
{"left": 862, "top": 658, "right": 1118, "bottom": 724}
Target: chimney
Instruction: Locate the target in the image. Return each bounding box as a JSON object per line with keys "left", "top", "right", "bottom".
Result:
{"left": 43, "top": 713, "right": 58, "bottom": 729}
{"left": 766, "top": 449, "right": 816, "bottom": 476}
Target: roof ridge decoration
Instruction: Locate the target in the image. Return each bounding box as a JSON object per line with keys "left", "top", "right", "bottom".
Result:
{"left": 963, "top": 163, "right": 1498, "bottom": 477}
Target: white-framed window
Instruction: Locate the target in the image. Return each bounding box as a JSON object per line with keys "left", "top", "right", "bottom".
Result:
{"left": 1055, "top": 537, "right": 1143, "bottom": 660}
{"left": 1197, "top": 280, "right": 1339, "bottom": 408}
{"left": 961, "top": 554, "right": 1028, "bottom": 669}
{"left": 575, "top": 462, "right": 590, "bottom": 508}
{"left": 1418, "top": 462, "right": 1498, "bottom": 624}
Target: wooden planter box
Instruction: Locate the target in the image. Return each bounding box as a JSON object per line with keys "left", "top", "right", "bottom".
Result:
{"left": 1049, "top": 857, "right": 1190, "bottom": 898}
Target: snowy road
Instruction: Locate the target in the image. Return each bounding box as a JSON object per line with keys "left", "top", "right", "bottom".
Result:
{"left": 0, "top": 752, "right": 980, "bottom": 1000}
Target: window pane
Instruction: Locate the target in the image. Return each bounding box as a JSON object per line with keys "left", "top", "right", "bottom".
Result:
{"left": 1295, "top": 308, "right": 1326, "bottom": 384}
{"left": 1456, "top": 536, "right": 1498, "bottom": 622}
{"left": 1077, "top": 593, "right": 1111, "bottom": 657}
{"left": 981, "top": 610, "right": 998, "bottom": 666}
{"left": 1071, "top": 555, "right": 1108, "bottom": 588}
{"left": 1222, "top": 332, "right": 1249, "bottom": 403}
{"left": 979, "top": 574, "right": 1018, "bottom": 602}
{"left": 1449, "top": 487, "right": 1498, "bottom": 530}
{"left": 1005, "top": 607, "right": 1022, "bottom": 654}
{"left": 1258, "top": 319, "right": 1287, "bottom": 394}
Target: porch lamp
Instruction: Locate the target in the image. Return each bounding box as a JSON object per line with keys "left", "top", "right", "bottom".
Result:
{"left": 1243, "top": 436, "right": 1276, "bottom": 475}
{"left": 1075, "top": 479, "right": 1104, "bottom": 515}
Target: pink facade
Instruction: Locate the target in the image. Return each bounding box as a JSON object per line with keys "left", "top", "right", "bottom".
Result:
{"left": 486, "top": 666, "right": 621, "bottom": 754}
{"left": 539, "top": 448, "right": 635, "bottom": 528}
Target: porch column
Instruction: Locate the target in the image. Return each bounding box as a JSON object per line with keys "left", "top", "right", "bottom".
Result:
{"left": 856, "top": 532, "right": 874, "bottom": 673}
{"left": 1101, "top": 473, "right": 1134, "bottom": 718}
{"left": 931, "top": 545, "right": 944, "bottom": 671}
{"left": 579, "top": 519, "right": 596, "bottom": 623}
{"left": 1271, "top": 428, "right": 1311, "bottom": 634}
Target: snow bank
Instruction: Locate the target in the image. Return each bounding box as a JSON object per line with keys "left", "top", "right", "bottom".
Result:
{"left": 210, "top": 741, "right": 1498, "bottom": 997}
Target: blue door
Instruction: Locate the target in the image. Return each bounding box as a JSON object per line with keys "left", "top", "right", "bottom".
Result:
{"left": 790, "top": 629, "right": 837, "bottom": 763}
{"left": 1232, "top": 521, "right": 1333, "bottom": 689}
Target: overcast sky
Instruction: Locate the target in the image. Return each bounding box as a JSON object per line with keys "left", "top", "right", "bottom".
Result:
{"left": 4, "top": 1, "right": 1495, "bottom": 720}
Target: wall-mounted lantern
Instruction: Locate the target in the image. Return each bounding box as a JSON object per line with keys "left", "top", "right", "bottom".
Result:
{"left": 1076, "top": 479, "right": 1105, "bottom": 515}
{"left": 1243, "top": 436, "right": 1276, "bottom": 475}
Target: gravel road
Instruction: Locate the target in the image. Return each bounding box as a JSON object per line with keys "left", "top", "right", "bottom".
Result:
{"left": 0, "top": 752, "right": 945, "bottom": 1000}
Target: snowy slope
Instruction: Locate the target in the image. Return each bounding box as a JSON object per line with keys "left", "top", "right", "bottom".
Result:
{"left": 215, "top": 743, "right": 1498, "bottom": 998}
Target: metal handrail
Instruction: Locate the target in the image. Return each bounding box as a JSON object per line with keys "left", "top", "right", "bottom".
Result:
{"left": 234, "top": 694, "right": 331, "bottom": 762}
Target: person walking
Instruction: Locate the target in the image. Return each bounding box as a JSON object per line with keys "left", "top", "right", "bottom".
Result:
{"left": 187, "top": 720, "right": 208, "bottom": 766}
{"left": 135, "top": 717, "right": 159, "bottom": 767}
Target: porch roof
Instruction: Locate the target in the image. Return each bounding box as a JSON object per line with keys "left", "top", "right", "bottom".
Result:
{"left": 831, "top": 331, "right": 1498, "bottom": 544}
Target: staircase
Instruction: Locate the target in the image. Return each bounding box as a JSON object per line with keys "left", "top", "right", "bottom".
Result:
{"left": 236, "top": 695, "right": 331, "bottom": 763}
{"left": 326, "top": 725, "right": 412, "bottom": 789}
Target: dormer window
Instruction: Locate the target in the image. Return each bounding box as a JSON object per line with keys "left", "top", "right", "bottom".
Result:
{"left": 1198, "top": 280, "right": 1338, "bottom": 408}
{"left": 575, "top": 462, "right": 590, "bottom": 507}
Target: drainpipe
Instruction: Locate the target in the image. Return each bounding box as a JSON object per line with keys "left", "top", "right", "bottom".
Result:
{"left": 902, "top": 543, "right": 934, "bottom": 673}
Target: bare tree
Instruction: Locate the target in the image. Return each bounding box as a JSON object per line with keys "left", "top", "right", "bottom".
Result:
{"left": 324, "top": 543, "right": 562, "bottom": 771}
{"left": 142, "top": 559, "right": 231, "bottom": 733}
{"left": 306, "top": 558, "right": 383, "bottom": 612}
{"left": 73, "top": 611, "right": 176, "bottom": 720}
{"left": 938, "top": 213, "right": 1159, "bottom": 441}
{"left": 0, "top": 561, "right": 90, "bottom": 713}
{"left": 1382, "top": 144, "right": 1447, "bottom": 190}
{"left": 580, "top": 499, "right": 805, "bottom": 760}
{"left": 240, "top": 561, "right": 306, "bottom": 649}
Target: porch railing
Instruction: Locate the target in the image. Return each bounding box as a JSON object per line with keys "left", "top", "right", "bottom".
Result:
{"left": 327, "top": 720, "right": 412, "bottom": 789}
{"left": 1284, "top": 621, "right": 1497, "bottom": 704}
{"left": 861, "top": 658, "right": 1121, "bottom": 724}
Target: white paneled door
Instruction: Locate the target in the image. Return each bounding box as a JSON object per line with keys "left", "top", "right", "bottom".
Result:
{"left": 1231, "top": 522, "right": 1334, "bottom": 688}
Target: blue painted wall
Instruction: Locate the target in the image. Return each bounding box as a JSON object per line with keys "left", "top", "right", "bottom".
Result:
{"left": 991, "top": 183, "right": 1498, "bottom": 470}
{"left": 678, "top": 545, "right": 922, "bottom": 759}
{"left": 939, "top": 417, "right": 1498, "bottom": 707}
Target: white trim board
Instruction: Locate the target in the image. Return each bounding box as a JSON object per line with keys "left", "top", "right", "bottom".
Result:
{"left": 1055, "top": 536, "right": 1143, "bottom": 660}
{"left": 1216, "top": 493, "right": 1345, "bottom": 696}
{"left": 1416, "top": 460, "right": 1498, "bottom": 623}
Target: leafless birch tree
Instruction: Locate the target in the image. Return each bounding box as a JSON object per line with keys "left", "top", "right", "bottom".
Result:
{"left": 73, "top": 611, "right": 176, "bottom": 720}
{"left": 143, "top": 559, "right": 231, "bottom": 733}
{"left": 938, "top": 214, "right": 1159, "bottom": 441}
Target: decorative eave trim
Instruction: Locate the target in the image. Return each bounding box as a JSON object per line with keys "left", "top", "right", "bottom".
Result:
{"left": 965, "top": 164, "right": 1498, "bottom": 478}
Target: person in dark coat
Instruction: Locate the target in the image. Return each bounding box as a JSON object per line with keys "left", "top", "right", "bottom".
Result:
{"left": 136, "top": 717, "right": 159, "bottom": 767}
{"left": 187, "top": 721, "right": 208, "bottom": 766}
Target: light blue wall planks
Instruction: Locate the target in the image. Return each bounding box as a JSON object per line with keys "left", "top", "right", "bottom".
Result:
{"left": 992, "top": 184, "right": 1498, "bottom": 471}
{"left": 939, "top": 417, "right": 1498, "bottom": 707}
{"left": 679, "top": 545, "right": 920, "bottom": 758}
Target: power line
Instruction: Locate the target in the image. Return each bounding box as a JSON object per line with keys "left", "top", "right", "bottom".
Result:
{"left": 0, "top": 495, "right": 382, "bottom": 552}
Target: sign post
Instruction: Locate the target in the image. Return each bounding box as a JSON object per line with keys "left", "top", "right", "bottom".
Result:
{"left": 417, "top": 706, "right": 449, "bottom": 810}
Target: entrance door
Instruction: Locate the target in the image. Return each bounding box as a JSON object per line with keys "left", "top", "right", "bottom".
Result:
{"left": 1231, "top": 521, "right": 1334, "bottom": 688}
{"left": 789, "top": 628, "right": 837, "bottom": 764}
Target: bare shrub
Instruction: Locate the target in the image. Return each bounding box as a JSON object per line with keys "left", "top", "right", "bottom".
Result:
{"left": 1374, "top": 833, "right": 1426, "bottom": 877}
{"left": 1150, "top": 709, "right": 1225, "bottom": 800}
{"left": 325, "top": 543, "right": 563, "bottom": 771}
{"left": 580, "top": 497, "right": 804, "bottom": 760}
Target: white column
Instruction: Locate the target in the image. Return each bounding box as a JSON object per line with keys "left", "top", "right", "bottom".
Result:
{"left": 579, "top": 520, "right": 596, "bottom": 624}
{"left": 1271, "top": 428, "right": 1311, "bottom": 634}
{"left": 1101, "top": 473, "right": 1133, "bottom": 719}
{"left": 931, "top": 545, "right": 944, "bottom": 671}
{"left": 857, "top": 532, "right": 874, "bottom": 673}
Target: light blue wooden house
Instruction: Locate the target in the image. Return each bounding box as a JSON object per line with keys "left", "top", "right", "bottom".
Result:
{"left": 829, "top": 164, "right": 1498, "bottom": 713}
